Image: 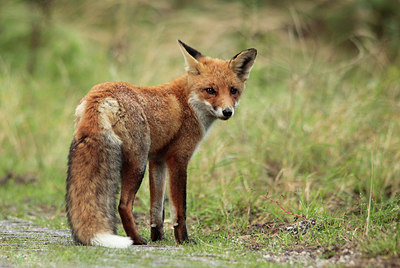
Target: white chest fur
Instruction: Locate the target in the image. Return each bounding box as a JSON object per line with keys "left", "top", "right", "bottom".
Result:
{"left": 188, "top": 96, "right": 216, "bottom": 136}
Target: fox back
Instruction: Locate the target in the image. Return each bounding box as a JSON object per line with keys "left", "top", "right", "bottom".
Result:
{"left": 66, "top": 40, "right": 257, "bottom": 248}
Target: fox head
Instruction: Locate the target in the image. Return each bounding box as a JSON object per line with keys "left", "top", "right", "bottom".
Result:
{"left": 178, "top": 40, "right": 257, "bottom": 124}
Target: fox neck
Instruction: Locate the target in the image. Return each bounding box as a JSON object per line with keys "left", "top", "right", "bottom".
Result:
{"left": 170, "top": 75, "right": 216, "bottom": 135}
{"left": 188, "top": 96, "right": 216, "bottom": 135}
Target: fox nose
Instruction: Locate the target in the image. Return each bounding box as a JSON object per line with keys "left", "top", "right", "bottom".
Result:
{"left": 222, "top": 109, "right": 233, "bottom": 118}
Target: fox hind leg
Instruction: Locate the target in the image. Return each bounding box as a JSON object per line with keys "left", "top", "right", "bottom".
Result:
{"left": 118, "top": 157, "right": 148, "bottom": 245}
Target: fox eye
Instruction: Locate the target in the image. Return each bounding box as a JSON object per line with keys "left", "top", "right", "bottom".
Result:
{"left": 205, "top": 88, "right": 216, "bottom": 95}
{"left": 230, "top": 87, "right": 238, "bottom": 95}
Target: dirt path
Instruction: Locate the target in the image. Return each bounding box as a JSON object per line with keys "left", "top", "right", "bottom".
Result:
{"left": 0, "top": 217, "right": 72, "bottom": 251}
{"left": 0, "top": 217, "right": 398, "bottom": 267}
{"left": 0, "top": 217, "right": 226, "bottom": 267}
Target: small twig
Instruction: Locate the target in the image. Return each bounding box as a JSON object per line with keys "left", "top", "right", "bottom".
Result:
{"left": 264, "top": 194, "right": 307, "bottom": 220}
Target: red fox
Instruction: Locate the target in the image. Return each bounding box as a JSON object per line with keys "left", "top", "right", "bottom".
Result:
{"left": 66, "top": 40, "right": 257, "bottom": 248}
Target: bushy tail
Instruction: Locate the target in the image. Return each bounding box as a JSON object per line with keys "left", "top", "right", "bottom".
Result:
{"left": 66, "top": 134, "right": 132, "bottom": 248}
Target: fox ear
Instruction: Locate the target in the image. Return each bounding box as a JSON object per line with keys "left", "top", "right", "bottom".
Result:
{"left": 178, "top": 40, "right": 203, "bottom": 75}
{"left": 229, "top": 48, "right": 257, "bottom": 81}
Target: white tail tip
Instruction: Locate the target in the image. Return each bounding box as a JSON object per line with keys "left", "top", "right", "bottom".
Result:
{"left": 91, "top": 233, "right": 133, "bottom": 248}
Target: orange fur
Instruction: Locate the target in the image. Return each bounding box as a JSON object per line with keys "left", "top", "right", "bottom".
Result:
{"left": 66, "top": 41, "right": 257, "bottom": 247}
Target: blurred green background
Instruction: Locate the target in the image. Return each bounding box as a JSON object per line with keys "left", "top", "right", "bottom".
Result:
{"left": 0, "top": 0, "right": 400, "bottom": 256}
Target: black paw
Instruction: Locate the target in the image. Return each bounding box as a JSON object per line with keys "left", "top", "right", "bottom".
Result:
{"left": 151, "top": 226, "right": 165, "bottom": 242}
{"left": 133, "top": 236, "right": 147, "bottom": 245}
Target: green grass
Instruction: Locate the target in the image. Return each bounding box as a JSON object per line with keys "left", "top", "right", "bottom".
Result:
{"left": 1, "top": 0, "right": 400, "bottom": 266}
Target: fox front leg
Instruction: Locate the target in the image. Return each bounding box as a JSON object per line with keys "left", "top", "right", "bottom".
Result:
{"left": 166, "top": 155, "right": 195, "bottom": 244}
{"left": 149, "top": 160, "right": 167, "bottom": 241}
